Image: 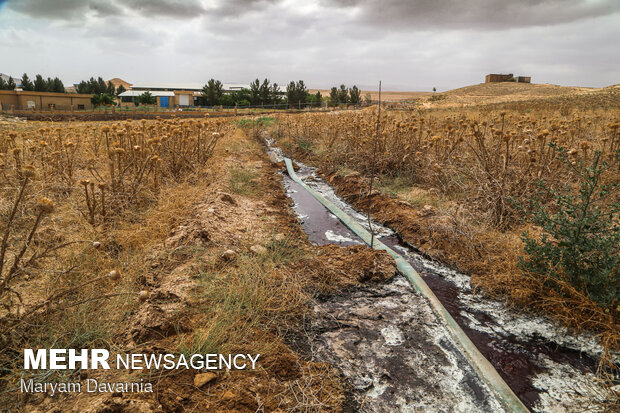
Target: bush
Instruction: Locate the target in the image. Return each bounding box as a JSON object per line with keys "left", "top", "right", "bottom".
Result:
{"left": 519, "top": 147, "right": 619, "bottom": 310}
{"left": 137, "top": 91, "right": 156, "bottom": 105}
{"left": 91, "top": 93, "right": 114, "bottom": 107}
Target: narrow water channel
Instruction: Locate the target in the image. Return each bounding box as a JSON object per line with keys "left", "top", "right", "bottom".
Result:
{"left": 268, "top": 142, "right": 617, "bottom": 412}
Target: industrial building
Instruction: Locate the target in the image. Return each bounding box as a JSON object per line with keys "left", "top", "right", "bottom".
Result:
{"left": 485, "top": 74, "right": 531, "bottom": 83}
{"left": 0, "top": 90, "right": 94, "bottom": 111}
{"left": 118, "top": 83, "right": 249, "bottom": 108}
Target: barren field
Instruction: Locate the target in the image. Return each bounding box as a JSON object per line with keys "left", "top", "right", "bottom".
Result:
{"left": 0, "top": 82, "right": 618, "bottom": 412}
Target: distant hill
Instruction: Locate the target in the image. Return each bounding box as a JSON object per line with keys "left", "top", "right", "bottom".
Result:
{"left": 420, "top": 82, "right": 606, "bottom": 108}
{"left": 0, "top": 73, "right": 18, "bottom": 84}
{"left": 107, "top": 78, "right": 132, "bottom": 90}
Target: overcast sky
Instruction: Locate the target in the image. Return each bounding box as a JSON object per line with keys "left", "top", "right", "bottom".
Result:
{"left": 0, "top": 0, "right": 618, "bottom": 91}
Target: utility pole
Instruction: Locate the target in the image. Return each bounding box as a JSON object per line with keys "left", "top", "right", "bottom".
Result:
{"left": 368, "top": 81, "right": 381, "bottom": 248}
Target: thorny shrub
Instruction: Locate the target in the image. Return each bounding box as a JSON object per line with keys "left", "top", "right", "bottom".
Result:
{"left": 0, "top": 118, "right": 226, "bottom": 386}
{"left": 272, "top": 109, "right": 619, "bottom": 229}
{"left": 519, "top": 147, "right": 619, "bottom": 312}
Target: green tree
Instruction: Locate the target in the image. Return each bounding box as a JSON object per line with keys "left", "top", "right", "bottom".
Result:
{"left": 249, "top": 78, "right": 261, "bottom": 105}
{"left": 49, "top": 77, "right": 65, "bottom": 93}
{"left": 286, "top": 80, "right": 307, "bottom": 107}
{"left": 201, "top": 79, "right": 223, "bottom": 106}
{"left": 433, "top": 87, "right": 437, "bottom": 92}
{"left": 338, "top": 84, "right": 349, "bottom": 105}
{"left": 116, "top": 84, "right": 126, "bottom": 96}
{"left": 329, "top": 87, "right": 339, "bottom": 106}
{"left": 91, "top": 93, "right": 114, "bottom": 107}
{"left": 21, "top": 74, "right": 34, "bottom": 91}
{"left": 33, "top": 75, "right": 48, "bottom": 92}
{"left": 76, "top": 80, "right": 89, "bottom": 94}
{"left": 0, "top": 77, "right": 6, "bottom": 90}
{"left": 220, "top": 94, "right": 235, "bottom": 107}
{"left": 96, "top": 77, "right": 107, "bottom": 94}
{"left": 314, "top": 91, "right": 322, "bottom": 107}
{"left": 137, "top": 91, "right": 156, "bottom": 105}
{"left": 75, "top": 77, "right": 108, "bottom": 94}
{"left": 270, "top": 83, "right": 281, "bottom": 104}
{"left": 259, "top": 79, "right": 271, "bottom": 104}
{"left": 349, "top": 85, "right": 361, "bottom": 105}
{"left": 230, "top": 88, "right": 252, "bottom": 106}
{"left": 519, "top": 147, "right": 620, "bottom": 310}
{"left": 107, "top": 81, "right": 116, "bottom": 96}
{"left": 7, "top": 77, "right": 16, "bottom": 90}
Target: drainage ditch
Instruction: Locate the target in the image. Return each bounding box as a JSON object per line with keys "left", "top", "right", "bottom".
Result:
{"left": 268, "top": 143, "right": 617, "bottom": 412}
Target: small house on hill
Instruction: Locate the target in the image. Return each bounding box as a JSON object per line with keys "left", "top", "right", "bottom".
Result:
{"left": 485, "top": 74, "right": 531, "bottom": 83}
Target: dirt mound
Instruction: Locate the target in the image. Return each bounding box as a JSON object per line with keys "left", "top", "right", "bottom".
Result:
{"left": 294, "top": 244, "right": 397, "bottom": 295}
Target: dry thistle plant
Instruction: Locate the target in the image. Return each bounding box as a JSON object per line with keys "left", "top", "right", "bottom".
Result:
{"left": 0, "top": 117, "right": 229, "bottom": 373}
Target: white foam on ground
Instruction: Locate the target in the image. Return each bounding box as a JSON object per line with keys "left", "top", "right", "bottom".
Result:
{"left": 325, "top": 230, "right": 360, "bottom": 244}
{"left": 531, "top": 358, "right": 617, "bottom": 413}
{"left": 381, "top": 325, "right": 405, "bottom": 346}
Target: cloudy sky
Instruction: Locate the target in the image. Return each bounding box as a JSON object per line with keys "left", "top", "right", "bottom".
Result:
{"left": 0, "top": 0, "right": 618, "bottom": 91}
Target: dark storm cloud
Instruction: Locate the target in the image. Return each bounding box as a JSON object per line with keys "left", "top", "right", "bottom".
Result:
{"left": 0, "top": 0, "right": 617, "bottom": 89}
{"left": 206, "top": 0, "right": 280, "bottom": 17}
{"left": 6, "top": 0, "right": 205, "bottom": 20}
{"left": 6, "top": 0, "right": 121, "bottom": 19}
{"left": 323, "top": 0, "right": 620, "bottom": 29}
{"left": 122, "top": 0, "right": 205, "bottom": 18}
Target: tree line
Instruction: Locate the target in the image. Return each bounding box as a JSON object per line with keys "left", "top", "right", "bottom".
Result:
{"left": 0, "top": 76, "right": 17, "bottom": 91}
{"left": 0, "top": 73, "right": 66, "bottom": 92}
{"left": 198, "top": 78, "right": 324, "bottom": 107}
{"left": 199, "top": 79, "right": 364, "bottom": 107}
{"left": 0, "top": 73, "right": 128, "bottom": 97}
{"left": 329, "top": 85, "right": 362, "bottom": 106}
{"left": 76, "top": 77, "right": 126, "bottom": 96}
{"left": 2, "top": 73, "right": 366, "bottom": 109}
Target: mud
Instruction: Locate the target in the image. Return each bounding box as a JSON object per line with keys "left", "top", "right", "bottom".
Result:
{"left": 273, "top": 147, "right": 618, "bottom": 412}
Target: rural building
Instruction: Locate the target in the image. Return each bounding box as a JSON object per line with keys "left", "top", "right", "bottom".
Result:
{"left": 118, "top": 83, "right": 250, "bottom": 108}
{"left": 485, "top": 74, "right": 531, "bottom": 83}
{"left": 0, "top": 90, "right": 94, "bottom": 111}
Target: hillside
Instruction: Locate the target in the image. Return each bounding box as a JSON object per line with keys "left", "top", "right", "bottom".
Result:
{"left": 421, "top": 82, "right": 607, "bottom": 108}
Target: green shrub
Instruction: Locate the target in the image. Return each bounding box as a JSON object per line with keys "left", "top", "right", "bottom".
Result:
{"left": 518, "top": 147, "right": 619, "bottom": 310}
{"left": 137, "top": 91, "right": 156, "bottom": 105}
{"left": 91, "top": 93, "right": 114, "bottom": 107}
